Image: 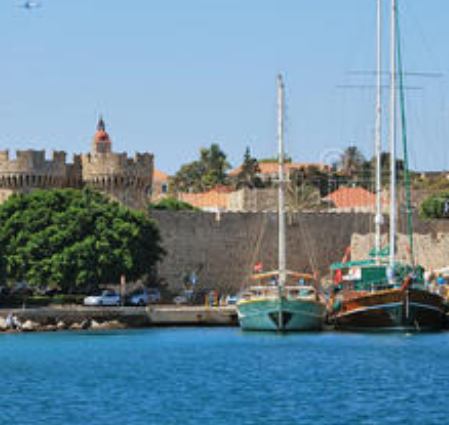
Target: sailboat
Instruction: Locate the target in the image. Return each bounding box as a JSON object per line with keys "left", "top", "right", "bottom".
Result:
{"left": 330, "top": 0, "right": 446, "bottom": 331}
{"left": 236, "top": 75, "right": 326, "bottom": 332}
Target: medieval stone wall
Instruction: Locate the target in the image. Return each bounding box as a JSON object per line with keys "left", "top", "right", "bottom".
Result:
{"left": 0, "top": 150, "right": 68, "bottom": 192}
{"left": 81, "top": 152, "right": 153, "bottom": 210}
{"left": 152, "top": 211, "right": 449, "bottom": 295}
{"left": 152, "top": 211, "right": 372, "bottom": 294}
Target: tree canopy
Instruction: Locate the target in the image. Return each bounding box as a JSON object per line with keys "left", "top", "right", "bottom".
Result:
{"left": 338, "top": 146, "right": 366, "bottom": 175}
{"left": 0, "top": 188, "right": 165, "bottom": 293}
{"left": 150, "top": 197, "right": 197, "bottom": 211}
{"left": 420, "top": 192, "right": 449, "bottom": 219}
{"left": 235, "top": 147, "right": 263, "bottom": 189}
{"left": 172, "top": 143, "right": 230, "bottom": 192}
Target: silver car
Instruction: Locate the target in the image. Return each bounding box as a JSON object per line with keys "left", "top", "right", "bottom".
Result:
{"left": 84, "top": 290, "right": 121, "bottom": 306}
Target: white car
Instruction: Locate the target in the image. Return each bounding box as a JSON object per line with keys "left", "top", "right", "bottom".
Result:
{"left": 83, "top": 290, "right": 121, "bottom": 306}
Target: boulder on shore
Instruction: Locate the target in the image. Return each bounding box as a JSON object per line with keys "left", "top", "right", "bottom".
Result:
{"left": 20, "top": 320, "right": 39, "bottom": 332}
{"left": 70, "top": 322, "right": 84, "bottom": 330}
{"left": 57, "top": 321, "right": 67, "bottom": 330}
{"left": 0, "top": 317, "right": 8, "bottom": 331}
{"left": 90, "top": 320, "right": 125, "bottom": 330}
{"left": 44, "top": 325, "right": 57, "bottom": 332}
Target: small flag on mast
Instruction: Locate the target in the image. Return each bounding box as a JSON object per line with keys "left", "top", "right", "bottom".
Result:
{"left": 253, "top": 261, "right": 263, "bottom": 273}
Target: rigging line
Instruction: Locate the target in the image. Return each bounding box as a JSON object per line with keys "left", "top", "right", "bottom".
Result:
{"left": 347, "top": 71, "right": 443, "bottom": 78}
{"left": 400, "top": 0, "right": 444, "bottom": 76}
{"left": 396, "top": 4, "right": 415, "bottom": 265}
{"left": 247, "top": 212, "right": 269, "bottom": 285}
{"left": 337, "top": 85, "right": 422, "bottom": 91}
{"left": 296, "top": 211, "right": 319, "bottom": 277}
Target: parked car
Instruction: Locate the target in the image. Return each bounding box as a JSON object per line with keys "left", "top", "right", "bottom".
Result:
{"left": 128, "top": 288, "right": 161, "bottom": 306}
{"left": 147, "top": 288, "right": 161, "bottom": 303}
{"left": 129, "top": 291, "right": 149, "bottom": 306}
{"left": 173, "top": 290, "right": 193, "bottom": 305}
{"left": 83, "top": 290, "right": 121, "bottom": 306}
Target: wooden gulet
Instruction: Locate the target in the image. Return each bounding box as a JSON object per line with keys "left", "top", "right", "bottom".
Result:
{"left": 330, "top": 0, "right": 446, "bottom": 332}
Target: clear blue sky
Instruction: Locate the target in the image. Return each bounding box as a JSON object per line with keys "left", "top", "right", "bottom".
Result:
{"left": 0, "top": 0, "right": 448, "bottom": 173}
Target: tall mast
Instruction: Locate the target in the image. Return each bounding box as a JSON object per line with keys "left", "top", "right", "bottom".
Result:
{"left": 374, "top": 0, "right": 383, "bottom": 263}
{"left": 277, "top": 74, "right": 287, "bottom": 289}
{"left": 389, "top": 0, "right": 397, "bottom": 267}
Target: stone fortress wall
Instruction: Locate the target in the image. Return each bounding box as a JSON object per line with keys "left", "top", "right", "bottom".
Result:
{"left": 0, "top": 150, "right": 70, "bottom": 203}
{"left": 0, "top": 119, "right": 153, "bottom": 210}
{"left": 152, "top": 211, "right": 449, "bottom": 295}
{"left": 82, "top": 152, "right": 153, "bottom": 210}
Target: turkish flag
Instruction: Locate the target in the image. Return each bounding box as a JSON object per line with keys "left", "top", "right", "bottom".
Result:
{"left": 334, "top": 269, "right": 343, "bottom": 286}
{"left": 254, "top": 262, "right": 263, "bottom": 273}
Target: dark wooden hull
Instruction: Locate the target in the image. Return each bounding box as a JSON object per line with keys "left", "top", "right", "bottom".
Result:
{"left": 333, "top": 288, "right": 445, "bottom": 332}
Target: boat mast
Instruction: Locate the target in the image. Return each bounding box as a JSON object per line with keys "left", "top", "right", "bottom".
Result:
{"left": 277, "top": 74, "right": 287, "bottom": 289}
{"left": 389, "top": 0, "right": 397, "bottom": 267}
{"left": 374, "top": 0, "right": 383, "bottom": 263}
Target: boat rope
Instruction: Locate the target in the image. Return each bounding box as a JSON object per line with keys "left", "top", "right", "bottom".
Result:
{"left": 396, "top": 4, "right": 415, "bottom": 265}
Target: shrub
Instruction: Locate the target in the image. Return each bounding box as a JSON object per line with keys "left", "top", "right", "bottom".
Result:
{"left": 420, "top": 192, "right": 449, "bottom": 219}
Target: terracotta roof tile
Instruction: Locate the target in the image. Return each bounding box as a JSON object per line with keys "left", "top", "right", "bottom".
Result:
{"left": 324, "top": 187, "right": 378, "bottom": 209}
{"left": 178, "top": 186, "right": 234, "bottom": 210}
{"left": 229, "top": 162, "right": 329, "bottom": 177}
{"left": 153, "top": 169, "right": 169, "bottom": 182}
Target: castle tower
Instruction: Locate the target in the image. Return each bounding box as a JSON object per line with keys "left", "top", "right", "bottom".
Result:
{"left": 82, "top": 118, "right": 154, "bottom": 210}
{"left": 91, "top": 116, "right": 112, "bottom": 155}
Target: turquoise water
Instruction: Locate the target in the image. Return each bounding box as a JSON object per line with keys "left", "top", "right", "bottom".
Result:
{"left": 1, "top": 329, "right": 449, "bottom": 425}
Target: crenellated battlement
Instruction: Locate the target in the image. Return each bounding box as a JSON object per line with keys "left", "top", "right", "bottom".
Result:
{"left": 81, "top": 152, "right": 153, "bottom": 179}
{"left": 0, "top": 118, "right": 154, "bottom": 210}
{"left": 81, "top": 151, "right": 153, "bottom": 210}
{"left": 0, "top": 150, "right": 67, "bottom": 176}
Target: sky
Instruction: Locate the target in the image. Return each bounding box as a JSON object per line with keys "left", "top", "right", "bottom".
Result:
{"left": 0, "top": 0, "right": 448, "bottom": 174}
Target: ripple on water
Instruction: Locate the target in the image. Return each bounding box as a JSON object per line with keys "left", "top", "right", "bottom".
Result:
{"left": 0, "top": 329, "right": 449, "bottom": 425}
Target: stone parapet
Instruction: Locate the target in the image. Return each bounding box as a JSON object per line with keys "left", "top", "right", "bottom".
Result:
{"left": 81, "top": 152, "right": 153, "bottom": 210}
{"left": 0, "top": 150, "right": 68, "bottom": 190}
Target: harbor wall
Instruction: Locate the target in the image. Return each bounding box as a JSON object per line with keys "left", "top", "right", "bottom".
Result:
{"left": 152, "top": 211, "right": 449, "bottom": 293}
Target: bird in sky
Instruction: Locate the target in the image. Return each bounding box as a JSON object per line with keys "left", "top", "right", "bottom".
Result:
{"left": 17, "top": 2, "right": 41, "bottom": 9}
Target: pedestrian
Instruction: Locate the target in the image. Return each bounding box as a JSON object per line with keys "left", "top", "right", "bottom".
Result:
{"left": 6, "top": 313, "right": 16, "bottom": 329}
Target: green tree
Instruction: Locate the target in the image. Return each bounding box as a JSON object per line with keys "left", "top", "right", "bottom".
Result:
{"left": 0, "top": 188, "right": 165, "bottom": 293}
{"left": 172, "top": 143, "right": 230, "bottom": 192}
{"left": 235, "top": 147, "right": 262, "bottom": 189}
{"left": 420, "top": 192, "right": 449, "bottom": 219}
{"left": 150, "top": 197, "right": 197, "bottom": 211}
{"left": 0, "top": 243, "right": 5, "bottom": 285}
{"left": 339, "top": 146, "right": 366, "bottom": 175}
{"left": 287, "top": 182, "right": 322, "bottom": 211}
{"left": 290, "top": 166, "right": 344, "bottom": 197}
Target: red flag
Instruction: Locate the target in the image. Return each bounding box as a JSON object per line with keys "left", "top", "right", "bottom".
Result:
{"left": 254, "top": 261, "right": 263, "bottom": 273}
{"left": 334, "top": 269, "right": 343, "bottom": 286}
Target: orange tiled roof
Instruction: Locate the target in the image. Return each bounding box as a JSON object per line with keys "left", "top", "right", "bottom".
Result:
{"left": 153, "top": 169, "right": 169, "bottom": 182}
{"left": 324, "top": 187, "right": 378, "bottom": 209}
{"left": 178, "top": 185, "right": 234, "bottom": 210}
{"left": 229, "top": 162, "right": 329, "bottom": 177}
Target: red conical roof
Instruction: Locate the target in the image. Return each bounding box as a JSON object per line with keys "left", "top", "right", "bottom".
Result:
{"left": 94, "top": 117, "right": 111, "bottom": 144}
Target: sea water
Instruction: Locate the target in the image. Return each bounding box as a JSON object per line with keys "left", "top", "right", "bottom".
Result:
{"left": 0, "top": 328, "right": 449, "bottom": 425}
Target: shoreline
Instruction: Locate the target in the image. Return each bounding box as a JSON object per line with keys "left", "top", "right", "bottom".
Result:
{"left": 0, "top": 305, "right": 239, "bottom": 333}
